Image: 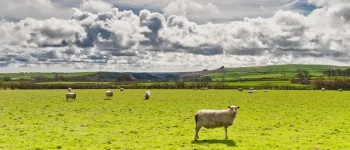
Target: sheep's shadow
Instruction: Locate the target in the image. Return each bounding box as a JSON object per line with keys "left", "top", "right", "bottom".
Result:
{"left": 191, "top": 139, "right": 236, "bottom": 147}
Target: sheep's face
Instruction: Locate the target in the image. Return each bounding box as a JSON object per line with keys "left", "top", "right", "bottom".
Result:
{"left": 228, "top": 105, "right": 239, "bottom": 116}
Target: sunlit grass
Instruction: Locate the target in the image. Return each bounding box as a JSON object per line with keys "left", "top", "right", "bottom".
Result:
{"left": 0, "top": 90, "right": 349, "bottom": 149}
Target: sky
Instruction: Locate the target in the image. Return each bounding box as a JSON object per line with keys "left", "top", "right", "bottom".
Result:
{"left": 0, "top": 0, "right": 349, "bottom": 72}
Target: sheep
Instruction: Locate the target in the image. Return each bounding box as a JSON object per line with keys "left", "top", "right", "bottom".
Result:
{"left": 248, "top": 90, "right": 254, "bottom": 93}
{"left": 321, "top": 88, "right": 325, "bottom": 92}
{"left": 238, "top": 88, "right": 243, "bottom": 92}
{"left": 338, "top": 88, "right": 343, "bottom": 92}
{"left": 120, "top": 88, "right": 124, "bottom": 91}
{"left": 264, "top": 89, "right": 269, "bottom": 92}
{"left": 68, "top": 88, "right": 72, "bottom": 92}
{"left": 194, "top": 105, "right": 239, "bottom": 141}
{"left": 65, "top": 92, "right": 77, "bottom": 101}
{"left": 105, "top": 90, "right": 114, "bottom": 99}
{"left": 144, "top": 90, "right": 151, "bottom": 100}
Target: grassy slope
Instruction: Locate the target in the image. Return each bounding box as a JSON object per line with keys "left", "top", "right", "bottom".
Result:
{"left": 0, "top": 72, "right": 95, "bottom": 79}
{"left": 0, "top": 90, "right": 349, "bottom": 149}
{"left": 204, "top": 64, "right": 349, "bottom": 81}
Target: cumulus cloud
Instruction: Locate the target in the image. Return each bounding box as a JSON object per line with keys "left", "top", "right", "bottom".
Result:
{"left": 80, "top": 0, "right": 113, "bottom": 13}
{"left": 163, "top": 0, "right": 220, "bottom": 22}
{"left": 0, "top": 1, "right": 349, "bottom": 72}
{"left": 0, "top": 0, "right": 72, "bottom": 20}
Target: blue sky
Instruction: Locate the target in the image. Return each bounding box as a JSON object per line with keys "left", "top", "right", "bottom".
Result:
{"left": 0, "top": 0, "right": 349, "bottom": 72}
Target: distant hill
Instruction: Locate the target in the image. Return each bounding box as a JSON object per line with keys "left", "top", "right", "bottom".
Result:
{"left": 0, "top": 64, "right": 349, "bottom": 82}
{"left": 181, "top": 64, "right": 350, "bottom": 81}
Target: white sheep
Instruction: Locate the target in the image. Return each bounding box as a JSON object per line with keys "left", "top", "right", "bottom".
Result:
{"left": 321, "top": 88, "right": 325, "bottom": 92}
{"left": 68, "top": 88, "right": 72, "bottom": 92}
{"left": 65, "top": 92, "right": 77, "bottom": 101}
{"left": 105, "top": 90, "right": 114, "bottom": 99}
{"left": 120, "top": 88, "right": 124, "bottom": 91}
{"left": 238, "top": 88, "right": 243, "bottom": 92}
{"left": 194, "top": 105, "right": 239, "bottom": 141}
{"left": 338, "top": 88, "right": 343, "bottom": 92}
{"left": 264, "top": 89, "right": 269, "bottom": 92}
{"left": 144, "top": 90, "right": 151, "bottom": 100}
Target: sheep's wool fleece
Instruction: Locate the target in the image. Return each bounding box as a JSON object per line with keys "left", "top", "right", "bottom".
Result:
{"left": 106, "top": 91, "right": 113, "bottom": 96}
{"left": 66, "top": 92, "right": 76, "bottom": 98}
{"left": 196, "top": 109, "right": 237, "bottom": 129}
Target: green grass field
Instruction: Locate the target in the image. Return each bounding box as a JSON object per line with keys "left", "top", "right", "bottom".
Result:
{"left": 0, "top": 90, "right": 349, "bottom": 149}
{"left": 136, "top": 81, "right": 307, "bottom": 87}
{"left": 203, "top": 64, "right": 349, "bottom": 81}
{"left": 0, "top": 72, "right": 95, "bottom": 80}
{"left": 35, "top": 82, "right": 114, "bottom": 85}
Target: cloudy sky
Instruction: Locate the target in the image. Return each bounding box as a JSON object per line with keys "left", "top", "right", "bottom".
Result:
{"left": 0, "top": 0, "right": 349, "bottom": 72}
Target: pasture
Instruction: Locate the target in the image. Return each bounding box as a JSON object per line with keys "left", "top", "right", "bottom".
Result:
{"left": 0, "top": 90, "right": 349, "bottom": 149}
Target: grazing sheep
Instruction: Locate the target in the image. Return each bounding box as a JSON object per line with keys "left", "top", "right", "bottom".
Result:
{"left": 264, "top": 89, "right": 269, "bottom": 92}
{"left": 194, "top": 105, "right": 239, "bottom": 141}
{"left": 338, "top": 88, "right": 343, "bottom": 92}
{"left": 248, "top": 90, "right": 254, "bottom": 93}
{"left": 65, "top": 92, "right": 77, "bottom": 101}
{"left": 105, "top": 90, "right": 114, "bottom": 99}
{"left": 144, "top": 90, "right": 151, "bottom": 100}
{"left": 321, "top": 88, "right": 325, "bottom": 92}
{"left": 120, "top": 88, "right": 124, "bottom": 91}
{"left": 238, "top": 88, "right": 243, "bottom": 92}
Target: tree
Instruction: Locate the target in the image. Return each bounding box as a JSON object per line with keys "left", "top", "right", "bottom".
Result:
{"left": 116, "top": 74, "right": 133, "bottom": 82}
{"left": 3, "top": 76, "right": 11, "bottom": 82}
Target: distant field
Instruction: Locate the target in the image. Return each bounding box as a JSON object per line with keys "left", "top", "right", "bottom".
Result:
{"left": 0, "top": 90, "right": 349, "bottom": 149}
{"left": 203, "top": 64, "right": 349, "bottom": 81}
{"left": 136, "top": 81, "right": 307, "bottom": 87}
{"left": 35, "top": 82, "right": 114, "bottom": 85}
{"left": 0, "top": 72, "right": 95, "bottom": 79}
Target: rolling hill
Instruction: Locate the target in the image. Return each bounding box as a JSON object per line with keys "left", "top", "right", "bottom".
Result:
{"left": 0, "top": 64, "right": 349, "bottom": 82}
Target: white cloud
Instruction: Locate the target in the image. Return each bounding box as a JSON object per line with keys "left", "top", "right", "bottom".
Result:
{"left": 163, "top": 0, "right": 220, "bottom": 22}
{"left": 0, "top": 1, "right": 349, "bottom": 72}
{"left": 0, "top": 0, "right": 72, "bottom": 20}
{"left": 80, "top": 0, "right": 113, "bottom": 13}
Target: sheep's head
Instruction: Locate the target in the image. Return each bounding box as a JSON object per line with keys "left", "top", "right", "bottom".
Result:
{"left": 228, "top": 105, "right": 239, "bottom": 116}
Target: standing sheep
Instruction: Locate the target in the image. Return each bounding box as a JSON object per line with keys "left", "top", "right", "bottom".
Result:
{"left": 144, "top": 90, "right": 151, "bottom": 100}
{"left": 65, "top": 92, "right": 77, "bottom": 101}
{"left": 120, "top": 88, "right": 124, "bottom": 91}
{"left": 321, "top": 88, "right": 325, "bottom": 92}
{"left": 194, "top": 105, "right": 239, "bottom": 141}
{"left": 68, "top": 88, "right": 72, "bottom": 92}
{"left": 105, "top": 90, "right": 114, "bottom": 99}
{"left": 338, "top": 88, "right": 343, "bottom": 92}
{"left": 264, "top": 89, "right": 269, "bottom": 92}
{"left": 238, "top": 88, "right": 243, "bottom": 92}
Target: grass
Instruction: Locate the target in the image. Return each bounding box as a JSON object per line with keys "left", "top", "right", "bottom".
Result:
{"left": 203, "top": 64, "right": 349, "bottom": 81}
{"left": 0, "top": 90, "right": 349, "bottom": 149}
{"left": 136, "top": 81, "right": 307, "bottom": 87}
{"left": 0, "top": 72, "right": 95, "bottom": 79}
{"left": 35, "top": 82, "right": 114, "bottom": 85}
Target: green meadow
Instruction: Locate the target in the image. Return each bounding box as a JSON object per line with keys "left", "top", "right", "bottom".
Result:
{"left": 0, "top": 90, "right": 349, "bottom": 149}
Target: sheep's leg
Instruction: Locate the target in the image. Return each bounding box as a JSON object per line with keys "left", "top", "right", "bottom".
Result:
{"left": 224, "top": 127, "right": 228, "bottom": 140}
{"left": 195, "top": 126, "right": 201, "bottom": 141}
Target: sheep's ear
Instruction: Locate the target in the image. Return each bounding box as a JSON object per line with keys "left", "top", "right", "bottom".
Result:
{"left": 236, "top": 106, "right": 240, "bottom": 109}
